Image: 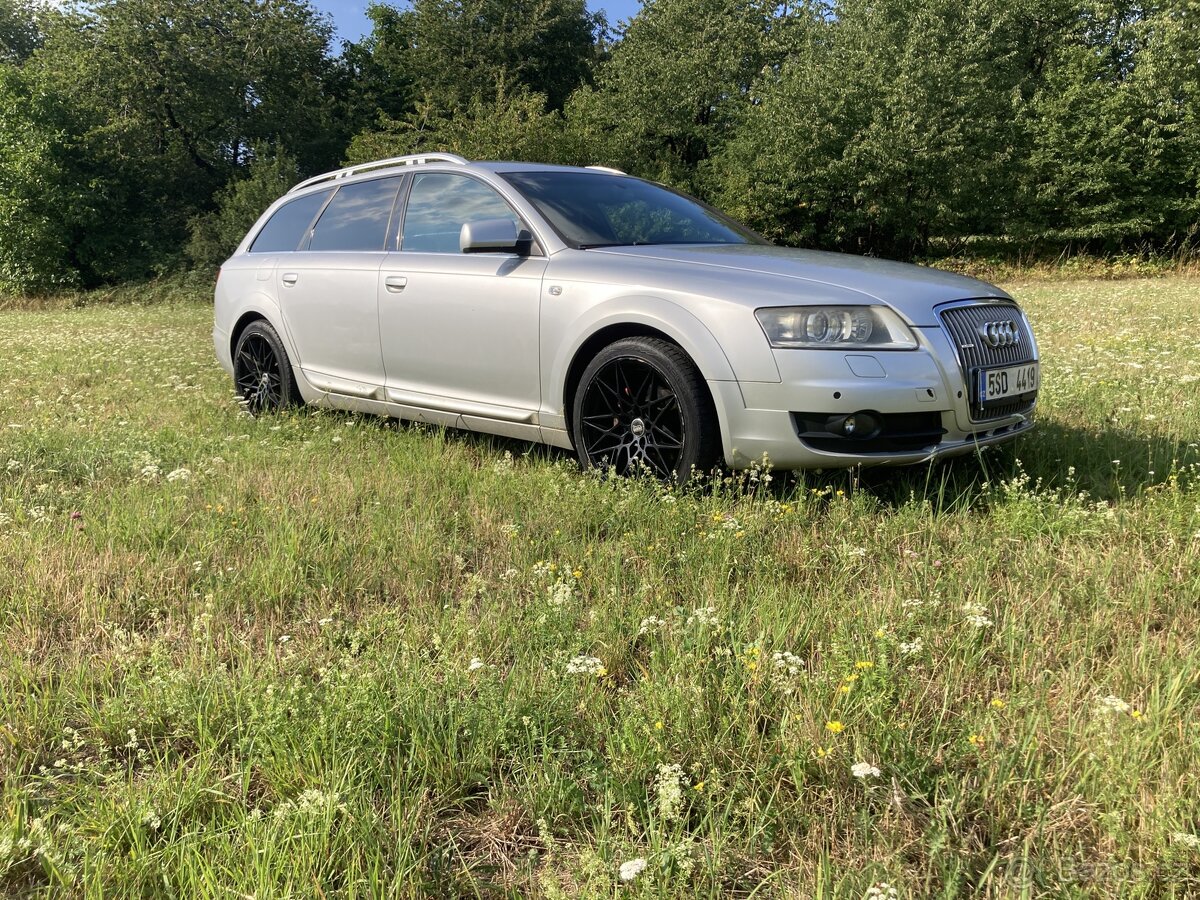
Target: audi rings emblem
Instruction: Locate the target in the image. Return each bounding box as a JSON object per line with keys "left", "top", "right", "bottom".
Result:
{"left": 979, "top": 319, "right": 1020, "bottom": 349}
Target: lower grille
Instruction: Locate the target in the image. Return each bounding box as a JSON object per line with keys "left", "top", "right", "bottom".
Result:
{"left": 938, "top": 301, "right": 1038, "bottom": 422}
{"left": 792, "top": 411, "right": 945, "bottom": 455}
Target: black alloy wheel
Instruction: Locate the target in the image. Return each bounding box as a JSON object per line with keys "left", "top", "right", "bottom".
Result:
{"left": 232, "top": 320, "right": 299, "bottom": 415}
{"left": 572, "top": 337, "right": 720, "bottom": 481}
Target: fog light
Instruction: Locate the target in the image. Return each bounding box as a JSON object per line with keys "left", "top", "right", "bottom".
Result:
{"left": 826, "top": 411, "right": 881, "bottom": 439}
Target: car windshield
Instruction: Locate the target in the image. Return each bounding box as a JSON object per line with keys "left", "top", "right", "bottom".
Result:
{"left": 501, "top": 171, "right": 766, "bottom": 249}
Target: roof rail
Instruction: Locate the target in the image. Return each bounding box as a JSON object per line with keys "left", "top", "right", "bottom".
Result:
{"left": 289, "top": 153, "right": 469, "bottom": 194}
{"left": 585, "top": 165, "right": 627, "bottom": 175}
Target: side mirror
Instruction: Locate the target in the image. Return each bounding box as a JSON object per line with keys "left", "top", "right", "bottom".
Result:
{"left": 460, "top": 218, "right": 531, "bottom": 254}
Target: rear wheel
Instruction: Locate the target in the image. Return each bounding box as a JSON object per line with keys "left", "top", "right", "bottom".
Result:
{"left": 233, "top": 320, "right": 300, "bottom": 415}
{"left": 571, "top": 337, "right": 720, "bottom": 481}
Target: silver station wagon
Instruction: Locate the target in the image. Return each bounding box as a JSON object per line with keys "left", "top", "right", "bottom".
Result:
{"left": 213, "top": 154, "right": 1039, "bottom": 478}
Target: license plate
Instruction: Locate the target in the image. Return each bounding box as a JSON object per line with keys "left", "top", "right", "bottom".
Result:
{"left": 978, "top": 362, "right": 1039, "bottom": 404}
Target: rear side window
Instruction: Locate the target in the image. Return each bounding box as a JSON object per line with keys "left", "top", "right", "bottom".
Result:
{"left": 309, "top": 177, "right": 403, "bottom": 252}
{"left": 249, "top": 190, "right": 332, "bottom": 253}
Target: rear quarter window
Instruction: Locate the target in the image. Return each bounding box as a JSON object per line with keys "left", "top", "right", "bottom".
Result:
{"left": 249, "top": 190, "right": 333, "bottom": 253}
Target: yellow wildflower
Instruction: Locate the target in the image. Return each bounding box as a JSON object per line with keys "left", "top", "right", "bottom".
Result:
{"left": 825, "top": 720, "right": 844, "bottom": 734}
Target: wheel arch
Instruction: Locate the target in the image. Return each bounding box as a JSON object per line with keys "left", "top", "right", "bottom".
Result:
{"left": 559, "top": 310, "right": 736, "bottom": 455}
{"left": 230, "top": 310, "right": 270, "bottom": 359}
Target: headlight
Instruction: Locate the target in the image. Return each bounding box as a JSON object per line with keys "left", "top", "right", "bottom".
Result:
{"left": 755, "top": 306, "right": 918, "bottom": 350}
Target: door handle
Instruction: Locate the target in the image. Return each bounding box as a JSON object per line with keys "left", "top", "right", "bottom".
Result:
{"left": 384, "top": 275, "right": 408, "bottom": 293}
{"left": 281, "top": 272, "right": 298, "bottom": 286}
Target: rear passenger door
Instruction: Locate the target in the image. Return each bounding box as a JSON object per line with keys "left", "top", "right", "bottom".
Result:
{"left": 277, "top": 176, "right": 403, "bottom": 396}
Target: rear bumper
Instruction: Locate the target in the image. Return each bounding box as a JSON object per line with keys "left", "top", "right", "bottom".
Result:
{"left": 213, "top": 325, "right": 233, "bottom": 376}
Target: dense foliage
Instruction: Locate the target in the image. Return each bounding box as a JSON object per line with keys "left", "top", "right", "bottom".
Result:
{"left": 0, "top": 0, "right": 1197, "bottom": 291}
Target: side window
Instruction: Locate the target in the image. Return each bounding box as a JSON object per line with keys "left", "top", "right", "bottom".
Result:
{"left": 402, "top": 173, "right": 523, "bottom": 253}
{"left": 249, "top": 190, "right": 332, "bottom": 253}
{"left": 308, "top": 177, "right": 402, "bottom": 252}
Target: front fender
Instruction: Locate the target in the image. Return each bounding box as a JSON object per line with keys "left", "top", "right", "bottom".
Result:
{"left": 542, "top": 296, "right": 756, "bottom": 454}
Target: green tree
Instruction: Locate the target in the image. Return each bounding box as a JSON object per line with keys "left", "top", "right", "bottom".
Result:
{"left": 714, "top": 0, "right": 1062, "bottom": 257}
{"left": 564, "top": 0, "right": 788, "bottom": 191}
{"left": 0, "top": 0, "right": 38, "bottom": 62}
{"left": 0, "top": 0, "right": 338, "bottom": 289}
{"left": 346, "top": 87, "right": 575, "bottom": 164}
{"left": 356, "top": 0, "right": 603, "bottom": 114}
{"left": 187, "top": 153, "right": 301, "bottom": 268}
{"left": 346, "top": 0, "right": 603, "bottom": 169}
{"left": 1018, "top": 0, "right": 1200, "bottom": 247}
{"left": 0, "top": 65, "right": 80, "bottom": 292}
{"left": 329, "top": 3, "right": 418, "bottom": 141}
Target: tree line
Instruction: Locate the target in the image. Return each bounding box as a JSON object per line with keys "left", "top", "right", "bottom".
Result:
{"left": 1, "top": 0, "right": 1197, "bottom": 292}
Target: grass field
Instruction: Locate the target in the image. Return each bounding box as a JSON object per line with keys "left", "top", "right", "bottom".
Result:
{"left": 1, "top": 276, "right": 1199, "bottom": 898}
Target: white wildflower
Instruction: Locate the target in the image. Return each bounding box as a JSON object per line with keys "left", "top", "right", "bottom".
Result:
{"left": 1172, "top": 832, "right": 1200, "bottom": 850}
{"left": 618, "top": 857, "right": 648, "bottom": 882}
{"left": 467, "top": 657, "right": 486, "bottom": 672}
{"left": 899, "top": 638, "right": 924, "bottom": 656}
{"left": 686, "top": 606, "right": 720, "bottom": 627}
{"left": 771, "top": 650, "right": 804, "bottom": 676}
{"left": 638, "top": 616, "right": 667, "bottom": 636}
{"left": 962, "top": 603, "right": 994, "bottom": 628}
{"left": 565, "top": 655, "right": 605, "bottom": 676}
{"left": 166, "top": 467, "right": 191, "bottom": 482}
{"left": 5, "top": 458, "right": 20, "bottom": 472}
{"left": 272, "top": 788, "right": 346, "bottom": 821}
{"left": 851, "top": 761, "right": 881, "bottom": 779}
{"left": 547, "top": 580, "right": 574, "bottom": 608}
{"left": 1097, "top": 695, "right": 1131, "bottom": 714}
{"left": 866, "top": 882, "right": 899, "bottom": 899}
{"left": 140, "top": 464, "right": 161, "bottom": 480}
{"left": 655, "top": 763, "right": 686, "bottom": 821}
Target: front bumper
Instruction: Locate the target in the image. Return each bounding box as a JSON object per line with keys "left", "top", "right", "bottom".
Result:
{"left": 714, "top": 326, "right": 1037, "bottom": 469}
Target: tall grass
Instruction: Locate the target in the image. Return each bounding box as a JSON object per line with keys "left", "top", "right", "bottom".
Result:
{"left": 1, "top": 277, "right": 1198, "bottom": 897}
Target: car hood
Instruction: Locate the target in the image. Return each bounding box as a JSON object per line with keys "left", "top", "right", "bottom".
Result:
{"left": 587, "top": 244, "right": 1010, "bottom": 325}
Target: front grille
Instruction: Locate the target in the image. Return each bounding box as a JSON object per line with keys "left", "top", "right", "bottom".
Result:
{"left": 938, "top": 301, "right": 1038, "bottom": 422}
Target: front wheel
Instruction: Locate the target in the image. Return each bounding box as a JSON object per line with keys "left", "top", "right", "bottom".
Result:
{"left": 571, "top": 337, "right": 720, "bottom": 481}
{"left": 232, "top": 320, "right": 300, "bottom": 415}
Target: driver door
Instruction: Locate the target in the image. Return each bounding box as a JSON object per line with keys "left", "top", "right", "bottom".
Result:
{"left": 378, "top": 172, "right": 546, "bottom": 419}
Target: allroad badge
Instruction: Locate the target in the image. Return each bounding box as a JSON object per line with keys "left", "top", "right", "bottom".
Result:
{"left": 979, "top": 320, "right": 1020, "bottom": 349}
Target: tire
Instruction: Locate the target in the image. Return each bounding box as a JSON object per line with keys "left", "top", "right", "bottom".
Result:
{"left": 232, "top": 319, "right": 301, "bottom": 415}
{"left": 571, "top": 336, "right": 721, "bottom": 481}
